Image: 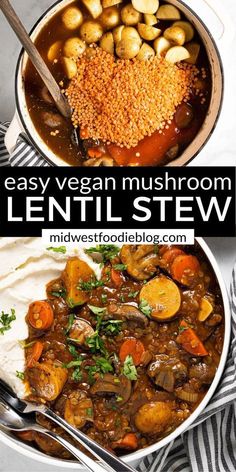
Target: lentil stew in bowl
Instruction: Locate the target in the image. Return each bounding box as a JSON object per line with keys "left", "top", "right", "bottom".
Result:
{"left": 24, "top": 0, "right": 212, "bottom": 167}
{"left": 17, "top": 243, "right": 225, "bottom": 459}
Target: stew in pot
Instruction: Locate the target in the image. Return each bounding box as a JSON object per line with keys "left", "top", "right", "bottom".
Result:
{"left": 17, "top": 243, "right": 224, "bottom": 458}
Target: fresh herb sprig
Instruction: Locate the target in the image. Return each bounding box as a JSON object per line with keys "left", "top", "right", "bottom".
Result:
{"left": 139, "top": 299, "right": 152, "bottom": 318}
{"left": 78, "top": 277, "right": 104, "bottom": 291}
{"left": 86, "top": 245, "right": 120, "bottom": 264}
{"left": 46, "top": 246, "right": 67, "bottom": 254}
{"left": 122, "top": 355, "right": 138, "bottom": 381}
{"left": 0, "top": 309, "right": 16, "bottom": 335}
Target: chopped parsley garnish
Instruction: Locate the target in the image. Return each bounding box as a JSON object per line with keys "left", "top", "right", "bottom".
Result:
{"left": 68, "top": 344, "right": 79, "bottom": 358}
{"left": 86, "top": 407, "right": 93, "bottom": 417}
{"left": 101, "top": 319, "right": 123, "bottom": 335}
{"left": 63, "top": 357, "right": 83, "bottom": 382}
{"left": 128, "top": 290, "right": 139, "bottom": 299}
{"left": 139, "top": 299, "right": 152, "bottom": 318}
{"left": 0, "top": 309, "right": 16, "bottom": 335}
{"left": 88, "top": 305, "right": 106, "bottom": 316}
{"left": 113, "top": 264, "right": 127, "bottom": 271}
{"left": 16, "top": 371, "right": 25, "bottom": 380}
{"left": 65, "top": 314, "right": 75, "bottom": 334}
{"left": 78, "top": 276, "right": 104, "bottom": 291}
{"left": 86, "top": 331, "right": 106, "bottom": 355}
{"left": 86, "top": 245, "right": 120, "bottom": 263}
{"left": 122, "top": 355, "right": 138, "bottom": 381}
{"left": 116, "top": 395, "right": 124, "bottom": 403}
{"left": 95, "top": 357, "right": 113, "bottom": 374}
{"left": 101, "top": 293, "right": 108, "bottom": 304}
{"left": 46, "top": 246, "right": 67, "bottom": 254}
{"left": 50, "top": 287, "right": 66, "bottom": 298}
{"left": 85, "top": 365, "right": 99, "bottom": 385}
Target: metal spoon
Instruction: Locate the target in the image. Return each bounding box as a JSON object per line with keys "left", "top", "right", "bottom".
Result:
{"left": 0, "top": 397, "right": 107, "bottom": 472}
{"left": 0, "top": 0, "right": 71, "bottom": 119}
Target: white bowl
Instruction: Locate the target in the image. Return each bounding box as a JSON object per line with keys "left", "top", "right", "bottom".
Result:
{"left": 0, "top": 237, "right": 231, "bottom": 469}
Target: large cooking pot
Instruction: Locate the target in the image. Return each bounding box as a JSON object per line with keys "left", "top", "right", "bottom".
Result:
{"left": 0, "top": 237, "right": 231, "bottom": 469}
{"left": 4, "top": 0, "right": 234, "bottom": 166}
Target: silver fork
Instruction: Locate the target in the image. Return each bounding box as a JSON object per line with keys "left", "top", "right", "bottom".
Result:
{"left": 0, "top": 397, "right": 107, "bottom": 472}
{"left": 0, "top": 380, "right": 136, "bottom": 472}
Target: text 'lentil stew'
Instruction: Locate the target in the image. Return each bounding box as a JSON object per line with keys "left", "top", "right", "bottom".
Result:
{"left": 17, "top": 243, "right": 224, "bottom": 459}
{"left": 24, "top": 0, "right": 212, "bottom": 166}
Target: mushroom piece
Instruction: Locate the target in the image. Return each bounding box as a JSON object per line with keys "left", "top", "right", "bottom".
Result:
{"left": 106, "top": 303, "right": 149, "bottom": 327}
{"left": 41, "top": 111, "right": 64, "bottom": 129}
{"left": 148, "top": 354, "right": 188, "bottom": 392}
{"left": 90, "top": 374, "right": 132, "bottom": 405}
{"left": 68, "top": 318, "right": 95, "bottom": 346}
{"left": 83, "top": 156, "right": 114, "bottom": 167}
{"left": 120, "top": 245, "right": 160, "bottom": 281}
{"left": 64, "top": 391, "right": 94, "bottom": 428}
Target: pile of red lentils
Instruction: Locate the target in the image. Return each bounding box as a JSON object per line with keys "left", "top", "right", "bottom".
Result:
{"left": 66, "top": 47, "right": 199, "bottom": 148}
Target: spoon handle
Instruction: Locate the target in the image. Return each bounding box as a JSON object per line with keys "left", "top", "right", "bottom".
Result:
{"left": 41, "top": 429, "right": 109, "bottom": 472}
{"left": 42, "top": 407, "right": 136, "bottom": 472}
{"left": 0, "top": 0, "right": 71, "bottom": 118}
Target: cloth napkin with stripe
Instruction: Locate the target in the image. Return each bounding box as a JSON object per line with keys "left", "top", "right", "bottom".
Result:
{"left": 1, "top": 121, "right": 236, "bottom": 472}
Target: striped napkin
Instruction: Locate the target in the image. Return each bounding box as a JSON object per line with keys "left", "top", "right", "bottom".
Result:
{"left": 1, "top": 121, "right": 236, "bottom": 472}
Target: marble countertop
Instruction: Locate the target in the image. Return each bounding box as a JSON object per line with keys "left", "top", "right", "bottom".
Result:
{"left": 0, "top": 0, "right": 236, "bottom": 470}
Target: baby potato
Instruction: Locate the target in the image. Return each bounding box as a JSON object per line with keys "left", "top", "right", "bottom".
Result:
{"left": 47, "top": 40, "right": 63, "bottom": 62}
{"left": 144, "top": 13, "right": 158, "bottom": 25}
{"left": 137, "top": 43, "right": 155, "bottom": 60}
{"left": 156, "top": 4, "right": 181, "bottom": 20}
{"left": 82, "top": 0, "right": 103, "bottom": 18}
{"left": 61, "top": 7, "right": 83, "bottom": 30}
{"left": 164, "top": 26, "right": 185, "bottom": 45}
{"left": 80, "top": 21, "right": 104, "bottom": 43}
{"left": 102, "top": 0, "right": 123, "bottom": 6}
{"left": 173, "top": 20, "right": 194, "bottom": 42}
{"left": 113, "top": 25, "right": 124, "bottom": 43}
{"left": 153, "top": 36, "right": 171, "bottom": 57}
{"left": 122, "top": 26, "right": 142, "bottom": 45}
{"left": 139, "top": 276, "right": 181, "bottom": 321}
{"left": 132, "top": 0, "right": 159, "bottom": 14}
{"left": 135, "top": 401, "right": 173, "bottom": 434}
{"left": 100, "top": 32, "right": 115, "bottom": 54}
{"left": 100, "top": 6, "right": 121, "bottom": 30}
{"left": 165, "top": 45, "right": 190, "bottom": 63}
{"left": 64, "top": 37, "right": 86, "bottom": 58}
{"left": 138, "top": 23, "right": 161, "bottom": 40}
{"left": 116, "top": 38, "right": 140, "bottom": 58}
{"left": 121, "top": 3, "right": 142, "bottom": 25}
{"left": 185, "top": 41, "right": 200, "bottom": 64}
{"left": 62, "top": 57, "right": 78, "bottom": 79}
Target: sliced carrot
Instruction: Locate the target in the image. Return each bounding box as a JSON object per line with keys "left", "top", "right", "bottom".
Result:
{"left": 119, "top": 338, "right": 145, "bottom": 366}
{"left": 111, "top": 268, "right": 124, "bottom": 288}
{"left": 27, "top": 301, "right": 54, "bottom": 330}
{"left": 112, "top": 433, "right": 138, "bottom": 450}
{"left": 87, "top": 148, "right": 103, "bottom": 158}
{"left": 177, "top": 320, "right": 208, "bottom": 356}
{"left": 162, "top": 248, "right": 184, "bottom": 265}
{"left": 26, "top": 341, "right": 44, "bottom": 368}
{"left": 17, "top": 431, "right": 34, "bottom": 442}
{"left": 171, "top": 254, "right": 200, "bottom": 284}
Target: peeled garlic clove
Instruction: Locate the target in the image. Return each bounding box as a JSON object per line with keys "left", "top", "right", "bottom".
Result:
{"left": 113, "top": 25, "right": 125, "bottom": 43}
{"left": 62, "top": 57, "right": 77, "bottom": 79}
{"left": 138, "top": 23, "right": 161, "bottom": 40}
{"left": 165, "top": 46, "right": 190, "bottom": 63}
{"left": 82, "top": 0, "right": 103, "bottom": 18}
{"left": 47, "top": 40, "right": 63, "bottom": 62}
{"left": 102, "top": 0, "right": 122, "bottom": 6}
{"left": 164, "top": 26, "right": 186, "bottom": 46}
{"left": 137, "top": 43, "right": 155, "bottom": 60}
{"left": 153, "top": 36, "right": 171, "bottom": 57}
{"left": 173, "top": 20, "right": 195, "bottom": 42}
{"left": 100, "top": 32, "right": 115, "bottom": 54}
{"left": 144, "top": 13, "right": 158, "bottom": 25}
{"left": 132, "top": 0, "right": 159, "bottom": 14}
{"left": 185, "top": 42, "right": 200, "bottom": 64}
{"left": 156, "top": 4, "right": 181, "bottom": 20}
